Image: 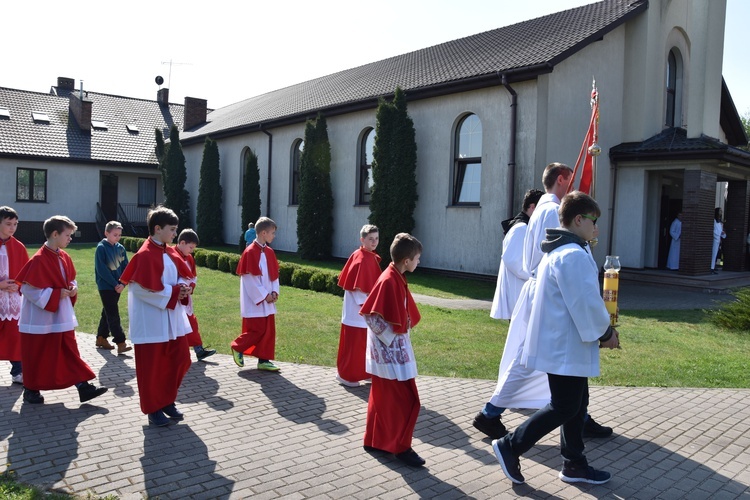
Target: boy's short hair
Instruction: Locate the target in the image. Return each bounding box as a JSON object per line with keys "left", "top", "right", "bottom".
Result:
{"left": 542, "top": 162, "right": 573, "bottom": 190}
{"left": 43, "top": 215, "right": 77, "bottom": 239}
{"left": 105, "top": 221, "right": 123, "bottom": 233}
{"left": 147, "top": 206, "right": 179, "bottom": 235}
{"left": 559, "top": 191, "right": 601, "bottom": 227}
{"left": 522, "top": 189, "right": 544, "bottom": 211}
{"left": 0, "top": 206, "right": 19, "bottom": 221}
{"left": 247, "top": 222, "right": 255, "bottom": 229}
{"left": 390, "top": 233, "right": 422, "bottom": 264}
{"left": 255, "top": 217, "right": 277, "bottom": 234}
{"left": 178, "top": 228, "right": 200, "bottom": 245}
{"left": 360, "top": 224, "right": 379, "bottom": 239}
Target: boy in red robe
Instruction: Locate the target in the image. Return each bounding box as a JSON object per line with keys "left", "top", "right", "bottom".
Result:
{"left": 120, "top": 206, "right": 193, "bottom": 426}
{"left": 232, "top": 217, "right": 280, "bottom": 372}
{"left": 0, "top": 206, "right": 29, "bottom": 384}
{"left": 360, "top": 233, "right": 425, "bottom": 467}
{"left": 16, "top": 215, "right": 108, "bottom": 404}
{"left": 336, "top": 224, "right": 381, "bottom": 387}
{"left": 175, "top": 228, "right": 216, "bottom": 361}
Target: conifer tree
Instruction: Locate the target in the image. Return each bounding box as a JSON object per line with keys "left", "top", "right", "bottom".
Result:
{"left": 159, "top": 124, "right": 191, "bottom": 231}
{"left": 240, "top": 149, "right": 262, "bottom": 248}
{"left": 196, "top": 137, "right": 223, "bottom": 245}
{"left": 369, "top": 87, "right": 418, "bottom": 263}
{"left": 297, "top": 113, "right": 334, "bottom": 259}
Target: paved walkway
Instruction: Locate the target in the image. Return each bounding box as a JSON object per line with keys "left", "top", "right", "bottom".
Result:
{"left": 1, "top": 329, "right": 749, "bottom": 499}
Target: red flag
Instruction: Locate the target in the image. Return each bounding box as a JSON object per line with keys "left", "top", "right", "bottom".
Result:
{"left": 567, "top": 82, "right": 599, "bottom": 195}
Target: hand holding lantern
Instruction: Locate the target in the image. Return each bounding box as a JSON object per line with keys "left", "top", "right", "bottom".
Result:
{"left": 603, "top": 255, "right": 620, "bottom": 326}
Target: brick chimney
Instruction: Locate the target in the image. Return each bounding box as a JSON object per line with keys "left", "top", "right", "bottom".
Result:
{"left": 184, "top": 97, "right": 207, "bottom": 130}
{"left": 57, "top": 77, "right": 75, "bottom": 91}
{"left": 157, "top": 88, "right": 169, "bottom": 105}
{"left": 69, "top": 90, "right": 92, "bottom": 132}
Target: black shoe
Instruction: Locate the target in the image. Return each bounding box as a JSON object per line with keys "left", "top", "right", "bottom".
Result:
{"left": 148, "top": 410, "right": 172, "bottom": 427}
{"left": 23, "top": 388, "right": 44, "bottom": 404}
{"left": 492, "top": 437, "right": 524, "bottom": 484}
{"left": 473, "top": 411, "right": 507, "bottom": 439}
{"left": 559, "top": 461, "right": 611, "bottom": 484}
{"left": 583, "top": 416, "right": 613, "bottom": 438}
{"left": 196, "top": 348, "right": 216, "bottom": 361}
{"left": 395, "top": 448, "right": 426, "bottom": 467}
{"left": 162, "top": 403, "right": 184, "bottom": 421}
{"left": 78, "top": 382, "right": 108, "bottom": 403}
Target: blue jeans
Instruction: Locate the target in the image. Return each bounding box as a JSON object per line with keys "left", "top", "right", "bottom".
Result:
{"left": 10, "top": 361, "right": 21, "bottom": 376}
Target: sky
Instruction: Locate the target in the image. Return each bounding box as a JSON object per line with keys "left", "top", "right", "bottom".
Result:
{"left": 1, "top": 0, "right": 748, "bottom": 116}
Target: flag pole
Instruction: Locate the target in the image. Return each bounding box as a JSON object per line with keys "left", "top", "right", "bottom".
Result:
{"left": 589, "top": 78, "right": 601, "bottom": 199}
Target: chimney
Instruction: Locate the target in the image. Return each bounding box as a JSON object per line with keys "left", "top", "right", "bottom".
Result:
{"left": 184, "top": 97, "right": 207, "bottom": 130}
{"left": 57, "top": 77, "right": 75, "bottom": 91}
{"left": 157, "top": 88, "right": 170, "bottom": 105}
{"left": 69, "top": 89, "right": 92, "bottom": 132}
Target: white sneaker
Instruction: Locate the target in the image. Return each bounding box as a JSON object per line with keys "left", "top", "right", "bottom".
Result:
{"left": 335, "top": 374, "right": 360, "bottom": 387}
{"left": 11, "top": 373, "right": 23, "bottom": 384}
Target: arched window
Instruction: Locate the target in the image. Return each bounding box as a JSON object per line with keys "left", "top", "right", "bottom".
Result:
{"left": 665, "top": 48, "right": 683, "bottom": 128}
{"left": 290, "top": 139, "right": 304, "bottom": 205}
{"left": 358, "top": 128, "right": 375, "bottom": 204}
{"left": 453, "top": 113, "right": 482, "bottom": 205}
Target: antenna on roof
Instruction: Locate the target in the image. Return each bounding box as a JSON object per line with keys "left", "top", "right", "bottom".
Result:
{"left": 160, "top": 59, "right": 192, "bottom": 88}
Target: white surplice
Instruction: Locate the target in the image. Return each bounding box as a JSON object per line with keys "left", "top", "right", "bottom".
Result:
{"left": 490, "top": 222, "right": 530, "bottom": 320}
{"left": 488, "top": 193, "right": 561, "bottom": 410}
{"left": 666, "top": 218, "right": 681, "bottom": 270}
{"left": 127, "top": 254, "right": 191, "bottom": 344}
{"left": 522, "top": 242, "right": 609, "bottom": 377}
{"left": 239, "top": 249, "right": 279, "bottom": 318}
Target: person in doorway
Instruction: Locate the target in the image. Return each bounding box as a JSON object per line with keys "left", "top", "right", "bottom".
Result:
{"left": 666, "top": 213, "right": 682, "bottom": 270}
{"left": 711, "top": 208, "right": 726, "bottom": 274}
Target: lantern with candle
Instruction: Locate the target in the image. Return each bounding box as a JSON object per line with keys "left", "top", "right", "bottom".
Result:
{"left": 603, "top": 255, "right": 620, "bottom": 326}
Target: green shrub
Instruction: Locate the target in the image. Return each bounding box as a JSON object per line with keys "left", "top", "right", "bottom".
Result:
{"left": 327, "top": 273, "right": 344, "bottom": 297}
{"left": 711, "top": 287, "right": 750, "bottom": 331}
{"left": 194, "top": 249, "right": 207, "bottom": 267}
{"left": 291, "top": 268, "right": 314, "bottom": 289}
{"left": 309, "top": 272, "right": 328, "bottom": 292}
{"left": 278, "top": 262, "right": 297, "bottom": 286}
{"left": 228, "top": 254, "right": 241, "bottom": 273}
{"left": 218, "top": 254, "right": 231, "bottom": 273}
{"left": 205, "top": 251, "right": 219, "bottom": 270}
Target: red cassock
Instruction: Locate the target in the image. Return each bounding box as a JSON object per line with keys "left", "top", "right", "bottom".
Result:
{"left": 0, "top": 236, "right": 29, "bottom": 361}
{"left": 16, "top": 246, "right": 95, "bottom": 390}
{"left": 336, "top": 247, "right": 381, "bottom": 382}
{"left": 359, "top": 264, "right": 421, "bottom": 454}
{"left": 232, "top": 242, "right": 279, "bottom": 359}
{"left": 177, "top": 249, "right": 203, "bottom": 347}
{"left": 120, "top": 238, "right": 192, "bottom": 414}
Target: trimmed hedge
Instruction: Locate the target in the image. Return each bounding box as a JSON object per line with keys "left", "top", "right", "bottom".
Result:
{"left": 117, "top": 237, "right": 344, "bottom": 297}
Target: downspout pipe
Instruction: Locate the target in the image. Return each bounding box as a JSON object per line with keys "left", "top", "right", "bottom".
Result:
{"left": 262, "top": 128, "right": 273, "bottom": 217}
{"left": 500, "top": 72, "right": 517, "bottom": 218}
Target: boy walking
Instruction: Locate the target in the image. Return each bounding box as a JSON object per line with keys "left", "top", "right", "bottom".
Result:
{"left": 492, "top": 192, "right": 619, "bottom": 485}
{"left": 119, "top": 207, "right": 193, "bottom": 426}
{"left": 94, "top": 221, "right": 132, "bottom": 354}
{"left": 336, "top": 224, "right": 381, "bottom": 387}
{"left": 232, "top": 217, "right": 280, "bottom": 372}
{"left": 360, "top": 233, "right": 425, "bottom": 467}
{"left": 175, "top": 228, "right": 216, "bottom": 361}
{"left": 0, "top": 206, "right": 29, "bottom": 384}
{"left": 16, "top": 216, "right": 108, "bottom": 404}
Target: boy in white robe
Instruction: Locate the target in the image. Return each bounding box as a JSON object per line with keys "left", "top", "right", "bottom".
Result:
{"left": 492, "top": 191, "right": 620, "bottom": 485}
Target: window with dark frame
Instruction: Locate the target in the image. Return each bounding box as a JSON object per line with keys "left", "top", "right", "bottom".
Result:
{"left": 240, "top": 148, "right": 249, "bottom": 205}
{"left": 452, "top": 114, "right": 482, "bottom": 205}
{"left": 137, "top": 177, "right": 157, "bottom": 207}
{"left": 290, "top": 139, "right": 304, "bottom": 205}
{"left": 666, "top": 50, "right": 677, "bottom": 127}
{"left": 16, "top": 168, "right": 47, "bottom": 202}
{"left": 358, "top": 128, "right": 375, "bottom": 204}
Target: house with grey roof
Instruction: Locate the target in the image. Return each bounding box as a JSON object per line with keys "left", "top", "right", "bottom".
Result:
{"left": 0, "top": 78, "right": 197, "bottom": 243}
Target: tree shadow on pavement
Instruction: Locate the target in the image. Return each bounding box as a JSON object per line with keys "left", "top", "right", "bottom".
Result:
{"left": 238, "top": 370, "right": 349, "bottom": 435}
{"left": 141, "top": 422, "right": 235, "bottom": 499}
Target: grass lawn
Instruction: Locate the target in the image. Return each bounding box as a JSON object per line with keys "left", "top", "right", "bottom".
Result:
{"left": 49, "top": 244, "right": 749, "bottom": 388}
